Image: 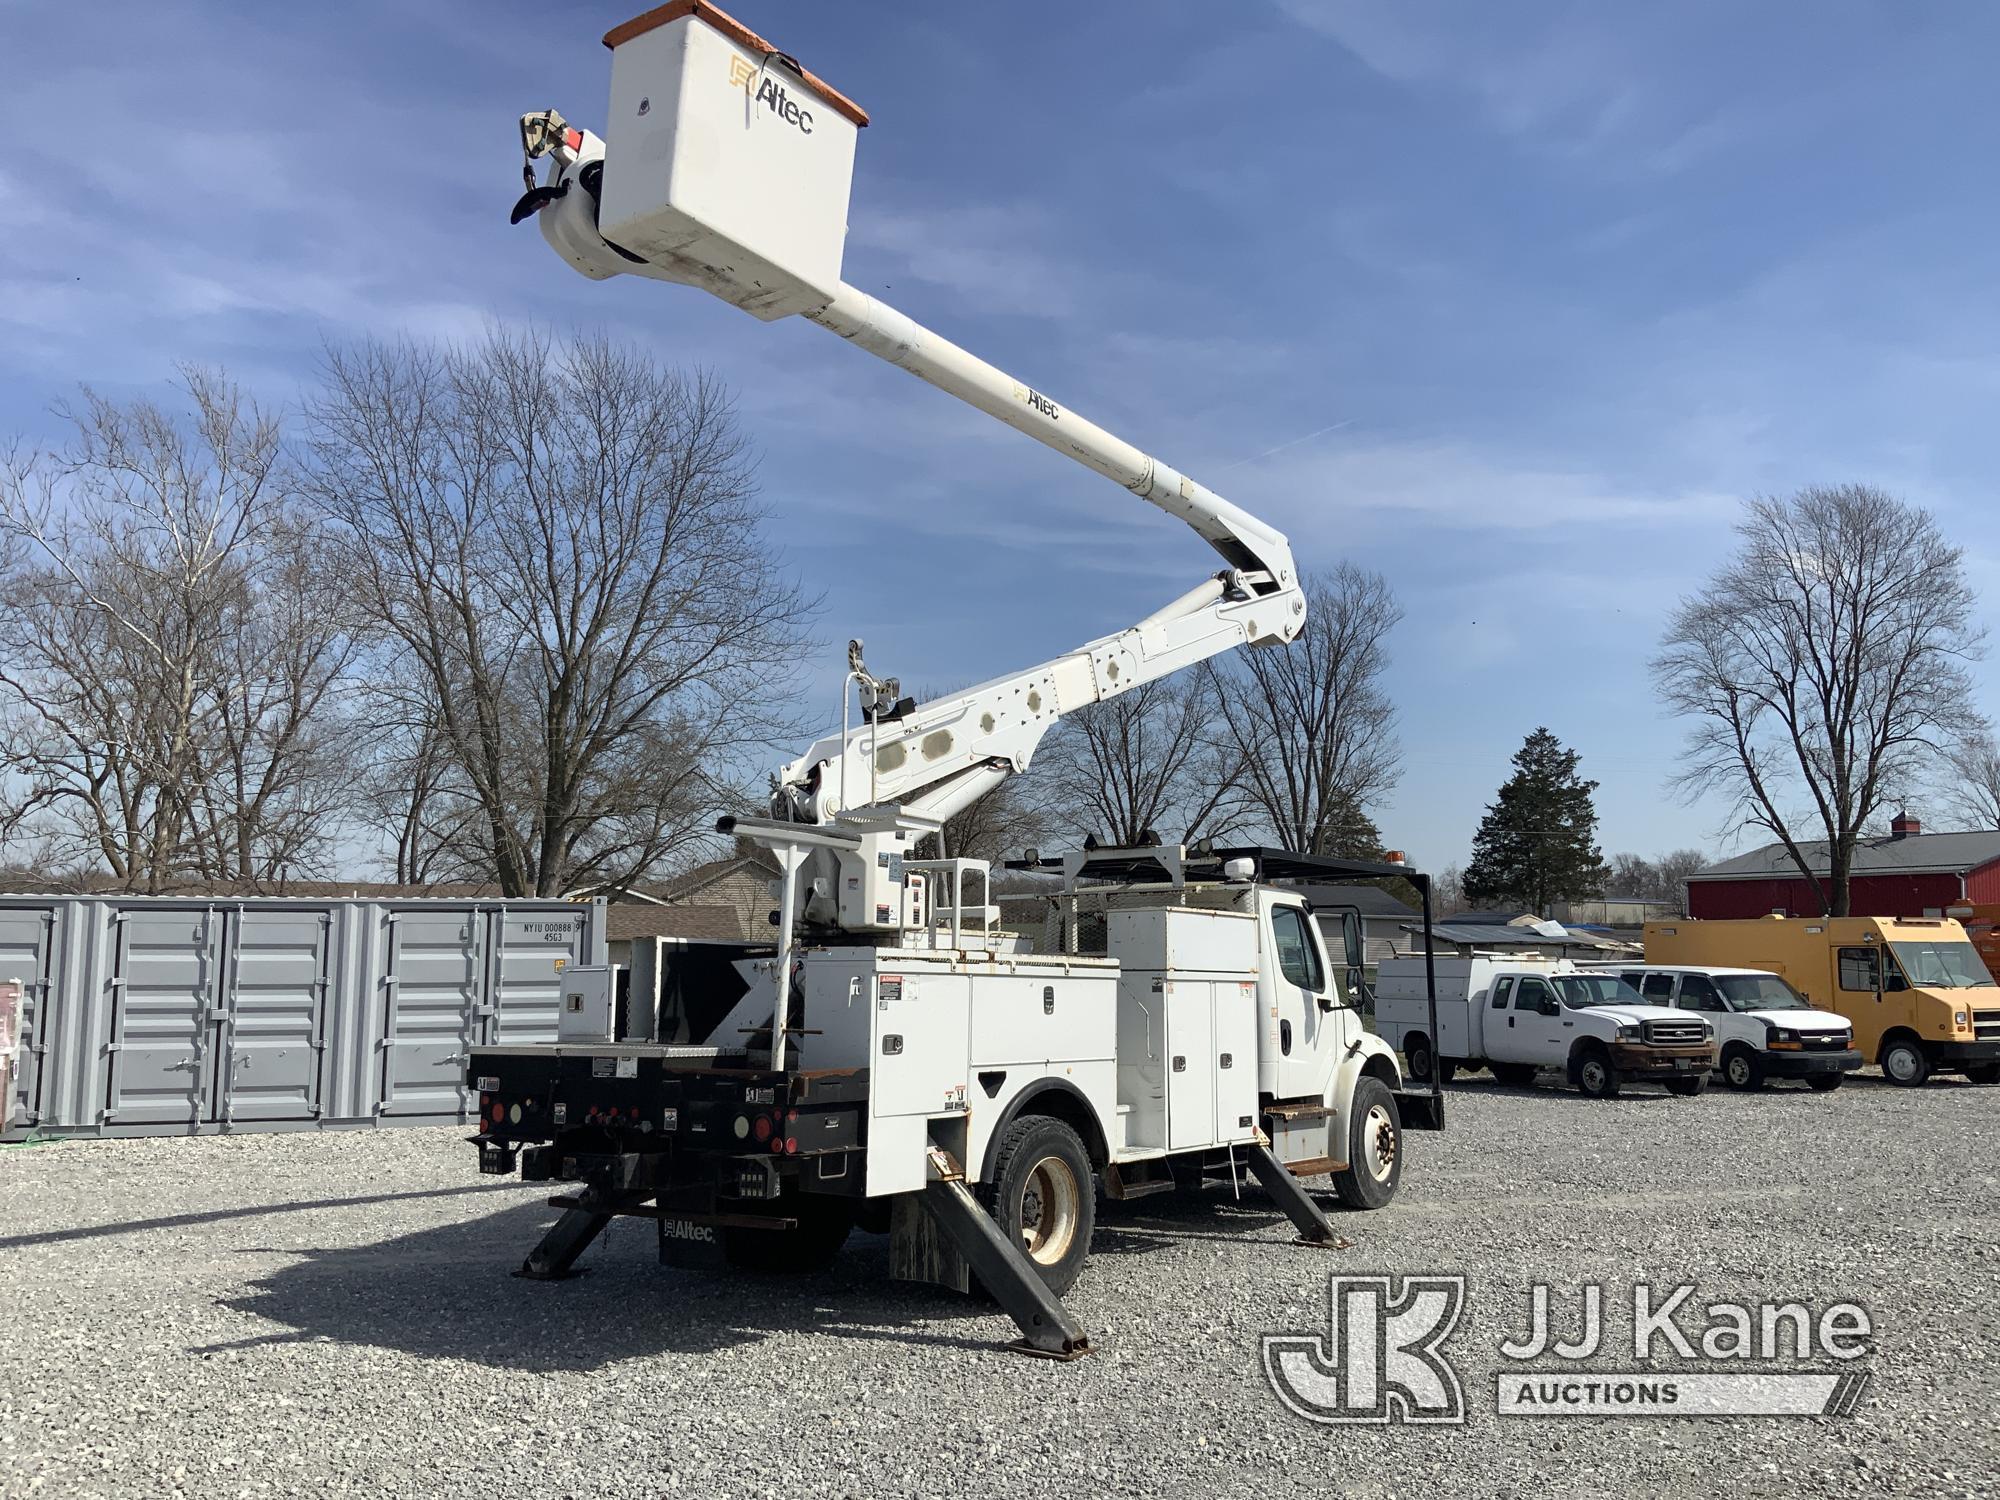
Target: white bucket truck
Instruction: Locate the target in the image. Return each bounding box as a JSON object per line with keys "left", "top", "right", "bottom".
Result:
{"left": 471, "top": 2, "right": 1445, "bottom": 1358}
{"left": 1376, "top": 954, "right": 1718, "bottom": 1098}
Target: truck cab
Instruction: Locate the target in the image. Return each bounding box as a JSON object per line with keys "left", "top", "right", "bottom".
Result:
{"left": 1644, "top": 916, "right": 2000, "bottom": 1086}
{"left": 1583, "top": 963, "right": 1860, "bottom": 1091}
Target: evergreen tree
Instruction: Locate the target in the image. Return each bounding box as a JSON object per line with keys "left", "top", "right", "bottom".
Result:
{"left": 1461, "top": 728, "right": 1608, "bottom": 914}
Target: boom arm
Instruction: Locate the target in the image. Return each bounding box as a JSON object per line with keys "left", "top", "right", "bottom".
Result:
{"left": 521, "top": 118, "right": 1303, "bottom": 832}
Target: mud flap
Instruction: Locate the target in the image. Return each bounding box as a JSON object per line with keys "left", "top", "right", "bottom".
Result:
{"left": 1395, "top": 1088, "right": 1446, "bottom": 1132}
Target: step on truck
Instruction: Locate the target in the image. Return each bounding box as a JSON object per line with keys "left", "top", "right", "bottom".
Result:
{"left": 1375, "top": 955, "right": 1718, "bottom": 1098}
{"left": 475, "top": 1, "right": 1444, "bottom": 1357}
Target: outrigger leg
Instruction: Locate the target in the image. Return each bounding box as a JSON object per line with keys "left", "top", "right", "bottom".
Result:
{"left": 1245, "top": 1142, "right": 1342, "bottom": 1246}
{"left": 919, "top": 1149, "right": 1090, "bottom": 1360}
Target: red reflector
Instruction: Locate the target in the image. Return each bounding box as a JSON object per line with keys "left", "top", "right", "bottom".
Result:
{"left": 769, "top": 1137, "right": 784, "bottom": 1154}
{"left": 752, "top": 1116, "right": 772, "bottom": 1142}
{"left": 786, "top": 1109, "right": 798, "bottom": 1123}
{"left": 490, "top": 1102, "right": 505, "bottom": 1122}
{"left": 629, "top": 1107, "right": 640, "bottom": 1119}
{"left": 564, "top": 128, "right": 582, "bottom": 151}
{"left": 784, "top": 1137, "right": 798, "bottom": 1156}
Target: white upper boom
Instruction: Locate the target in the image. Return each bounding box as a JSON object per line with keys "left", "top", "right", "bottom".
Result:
{"left": 515, "top": 3, "right": 1304, "bottom": 856}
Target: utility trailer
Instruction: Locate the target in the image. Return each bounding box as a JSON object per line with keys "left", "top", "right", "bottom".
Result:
{"left": 470, "top": 845, "right": 1443, "bottom": 1356}
{"left": 483, "top": 1, "right": 1444, "bottom": 1356}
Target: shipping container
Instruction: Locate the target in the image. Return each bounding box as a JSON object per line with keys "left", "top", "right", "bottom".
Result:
{"left": 0, "top": 896, "right": 605, "bottom": 1139}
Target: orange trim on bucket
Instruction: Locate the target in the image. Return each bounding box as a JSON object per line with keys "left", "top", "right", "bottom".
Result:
{"left": 604, "top": 1, "right": 870, "bottom": 127}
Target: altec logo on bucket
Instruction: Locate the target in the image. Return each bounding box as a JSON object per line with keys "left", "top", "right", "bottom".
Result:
{"left": 728, "top": 54, "right": 815, "bottom": 135}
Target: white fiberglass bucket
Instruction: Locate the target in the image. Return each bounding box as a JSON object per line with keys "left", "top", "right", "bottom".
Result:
{"left": 599, "top": 2, "right": 867, "bottom": 320}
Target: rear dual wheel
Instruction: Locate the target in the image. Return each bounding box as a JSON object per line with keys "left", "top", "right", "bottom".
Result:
{"left": 980, "top": 1116, "right": 1096, "bottom": 1295}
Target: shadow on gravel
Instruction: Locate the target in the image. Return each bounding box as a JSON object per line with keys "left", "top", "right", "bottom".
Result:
{"left": 0, "top": 1182, "right": 523, "bottom": 1252}
{"left": 199, "top": 1199, "right": 1032, "bottom": 1367}
{"left": 198, "top": 1178, "right": 1327, "bottom": 1369}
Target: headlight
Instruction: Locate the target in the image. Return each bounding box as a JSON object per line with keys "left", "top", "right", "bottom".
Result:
{"left": 1767, "top": 1026, "right": 1797, "bottom": 1043}
{"left": 1953, "top": 1011, "right": 1968, "bottom": 1029}
{"left": 1615, "top": 1024, "right": 1641, "bottom": 1040}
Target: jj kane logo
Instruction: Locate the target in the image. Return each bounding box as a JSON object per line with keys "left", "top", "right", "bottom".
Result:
{"left": 1263, "top": 1275, "right": 1875, "bottom": 1425}
{"left": 729, "top": 54, "right": 815, "bottom": 135}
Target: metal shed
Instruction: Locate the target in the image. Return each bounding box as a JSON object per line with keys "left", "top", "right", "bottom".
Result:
{"left": 0, "top": 896, "right": 606, "bottom": 1139}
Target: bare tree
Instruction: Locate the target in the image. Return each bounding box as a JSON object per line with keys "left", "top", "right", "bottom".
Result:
{"left": 1208, "top": 564, "right": 1402, "bottom": 857}
{"left": 1653, "top": 848, "right": 1710, "bottom": 915}
{"left": 0, "top": 371, "right": 360, "bottom": 890}
{"left": 1654, "top": 484, "right": 1985, "bottom": 916}
{"left": 1030, "top": 673, "right": 1242, "bottom": 848}
{"left": 300, "top": 330, "right": 815, "bottom": 898}
{"left": 1941, "top": 733, "right": 2000, "bottom": 830}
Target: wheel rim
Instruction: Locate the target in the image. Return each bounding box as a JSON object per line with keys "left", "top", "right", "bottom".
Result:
{"left": 1020, "top": 1155, "right": 1081, "bottom": 1266}
{"left": 1363, "top": 1104, "right": 1398, "bottom": 1183}
{"left": 1886, "top": 1047, "right": 1918, "bottom": 1082}
{"left": 1726, "top": 1054, "right": 1751, "bottom": 1086}
{"left": 1581, "top": 1059, "right": 1607, "bottom": 1092}
{"left": 1408, "top": 1043, "right": 1431, "bottom": 1080}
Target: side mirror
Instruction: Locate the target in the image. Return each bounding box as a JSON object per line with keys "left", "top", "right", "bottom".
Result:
{"left": 1538, "top": 998, "right": 1561, "bottom": 1017}
{"left": 1884, "top": 973, "right": 1907, "bottom": 993}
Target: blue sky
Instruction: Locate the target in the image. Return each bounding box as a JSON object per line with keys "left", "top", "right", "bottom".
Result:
{"left": 4, "top": 1, "right": 1997, "bottom": 874}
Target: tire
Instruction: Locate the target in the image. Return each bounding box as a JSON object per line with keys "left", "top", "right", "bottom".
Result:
{"left": 979, "top": 1115, "right": 1096, "bottom": 1295}
{"left": 1665, "top": 1073, "right": 1708, "bottom": 1097}
{"left": 1403, "top": 1034, "right": 1436, "bottom": 1084}
{"left": 720, "top": 1192, "right": 854, "bottom": 1273}
{"left": 1572, "top": 1045, "right": 1621, "bottom": 1099}
{"left": 1805, "top": 1073, "right": 1845, "bottom": 1092}
{"left": 1720, "top": 1044, "right": 1766, "bottom": 1092}
{"left": 1490, "top": 1062, "right": 1538, "bottom": 1088}
{"left": 1964, "top": 1062, "right": 2000, "bottom": 1086}
{"left": 1331, "top": 1076, "right": 1403, "bottom": 1210}
{"left": 1880, "top": 1036, "right": 1931, "bottom": 1087}
{"left": 1436, "top": 1057, "right": 1458, "bottom": 1085}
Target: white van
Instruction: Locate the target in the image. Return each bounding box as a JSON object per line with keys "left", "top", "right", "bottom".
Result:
{"left": 1579, "top": 964, "right": 1860, "bottom": 1092}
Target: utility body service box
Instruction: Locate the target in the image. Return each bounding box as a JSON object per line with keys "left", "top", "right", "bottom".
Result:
{"left": 1105, "top": 907, "right": 1261, "bottom": 1155}
{"left": 600, "top": 1, "right": 867, "bottom": 319}
{"left": 557, "top": 964, "right": 621, "bottom": 1043}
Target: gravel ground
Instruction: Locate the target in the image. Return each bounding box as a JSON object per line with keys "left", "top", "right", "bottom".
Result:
{"left": 3, "top": 1071, "right": 1997, "bottom": 1500}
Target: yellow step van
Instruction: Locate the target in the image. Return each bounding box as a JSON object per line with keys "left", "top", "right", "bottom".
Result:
{"left": 1643, "top": 915, "right": 2000, "bottom": 1087}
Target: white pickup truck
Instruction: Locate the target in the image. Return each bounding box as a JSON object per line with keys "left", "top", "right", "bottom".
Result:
{"left": 1376, "top": 956, "right": 1718, "bottom": 1098}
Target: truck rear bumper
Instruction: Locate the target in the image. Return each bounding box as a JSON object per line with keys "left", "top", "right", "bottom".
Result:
{"left": 1763, "top": 1047, "right": 1862, "bottom": 1077}
{"left": 1607, "top": 1043, "right": 1717, "bottom": 1079}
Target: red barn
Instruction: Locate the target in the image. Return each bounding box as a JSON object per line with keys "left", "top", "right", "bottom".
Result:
{"left": 1685, "top": 817, "right": 2000, "bottom": 919}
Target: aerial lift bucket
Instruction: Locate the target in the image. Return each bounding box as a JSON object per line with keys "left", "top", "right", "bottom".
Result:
{"left": 592, "top": 1, "right": 868, "bottom": 319}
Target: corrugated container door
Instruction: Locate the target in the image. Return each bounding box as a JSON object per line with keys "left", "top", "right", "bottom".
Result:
{"left": 106, "top": 910, "right": 220, "bottom": 1127}
{"left": 0, "top": 908, "right": 53, "bottom": 1127}
{"left": 379, "top": 910, "right": 481, "bottom": 1117}
{"left": 220, "top": 910, "right": 329, "bottom": 1123}
{"left": 485, "top": 909, "right": 588, "bottom": 1045}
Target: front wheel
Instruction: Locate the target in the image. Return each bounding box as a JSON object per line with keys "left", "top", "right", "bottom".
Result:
{"left": 1573, "top": 1046, "right": 1621, "bottom": 1099}
{"left": 1880, "top": 1037, "right": 1931, "bottom": 1087}
{"left": 1720, "top": 1044, "right": 1766, "bottom": 1091}
{"left": 979, "top": 1116, "right": 1096, "bottom": 1295}
{"left": 1665, "top": 1073, "right": 1708, "bottom": 1097}
{"left": 1331, "top": 1077, "right": 1403, "bottom": 1210}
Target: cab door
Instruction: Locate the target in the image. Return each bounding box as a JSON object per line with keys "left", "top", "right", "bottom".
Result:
{"left": 1267, "top": 901, "right": 1333, "bottom": 1097}
{"left": 1508, "top": 976, "right": 1570, "bottom": 1065}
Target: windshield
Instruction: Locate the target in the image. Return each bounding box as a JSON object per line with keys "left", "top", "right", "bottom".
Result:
{"left": 1555, "top": 975, "right": 1646, "bottom": 1009}
{"left": 1714, "top": 974, "right": 1811, "bottom": 1011}
{"left": 1889, "top": 941, "right": 1996, "bottom": 989}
